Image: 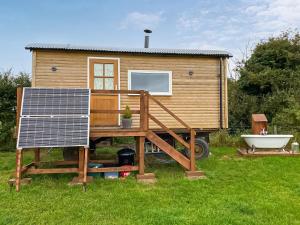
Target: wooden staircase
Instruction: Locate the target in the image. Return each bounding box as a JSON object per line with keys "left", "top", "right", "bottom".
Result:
{"left": 146, "top": 131, "right": 191, "bottom": 170}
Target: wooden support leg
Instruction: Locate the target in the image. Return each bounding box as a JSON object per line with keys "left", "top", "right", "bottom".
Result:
{"left": 78, "top": 147, "right": 85, "bottom": 180}
{"left": 136, "top": 136, "right": 156, "bottom": 183}
{"left": 34, "top": 148, "right": 40, "bottom": 167}
{"left": 83, "top": 148, "right": 88, "bottom": 184}
{"left": 15, "top": 149, "right": 22, "bottom": 192}
{"left": 190, "top": 130, "right": 196, "bottom": 172}
{"left": 135, "top": 137, "right": 140, "bottom": 162}
{"left": 138, "top": 136, "right": 145, "bottom": 175}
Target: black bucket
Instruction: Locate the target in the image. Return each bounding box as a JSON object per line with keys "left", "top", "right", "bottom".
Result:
{"left": 117, "top": 148, "right": 135, "bottom": 166}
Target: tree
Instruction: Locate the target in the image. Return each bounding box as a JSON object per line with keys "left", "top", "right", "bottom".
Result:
{"left": 229, "top": 31, "right": 300, "bottom": 131}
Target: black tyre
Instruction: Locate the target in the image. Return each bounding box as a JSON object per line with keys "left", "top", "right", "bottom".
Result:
{"left": 184, "top": 138, "right": 209, "bottom": 160}
{"left": 63, "top": 147, "right": 79, "bottom": 161}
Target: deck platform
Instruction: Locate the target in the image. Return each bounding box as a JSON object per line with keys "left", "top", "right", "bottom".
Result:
{"left": 238, "top": 148, "right": 300, "bottom": 157}
{"left": 90, "top": 128, "right": 146, "bottom": 137}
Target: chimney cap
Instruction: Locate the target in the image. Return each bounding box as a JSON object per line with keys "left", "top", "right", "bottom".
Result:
{"left": 144, "top": 29, "right": 152, "bottom": 34}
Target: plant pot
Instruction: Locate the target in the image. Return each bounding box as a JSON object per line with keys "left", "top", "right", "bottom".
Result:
{"left": 122, "top": 118, "right": 132, "bottom": 129}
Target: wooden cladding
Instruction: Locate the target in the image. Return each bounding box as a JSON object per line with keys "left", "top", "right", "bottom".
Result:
{"left": 32, "top": 50, "right": 228, "bottom": 129}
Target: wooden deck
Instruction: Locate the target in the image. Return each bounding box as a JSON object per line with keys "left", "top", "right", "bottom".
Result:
{"left": 238, "top": 148, "right": 300, "bottom": 157}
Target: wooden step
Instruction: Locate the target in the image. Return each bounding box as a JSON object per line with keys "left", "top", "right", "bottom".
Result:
{"left": 146, "top": 131, "right": 191, "bottom": 170}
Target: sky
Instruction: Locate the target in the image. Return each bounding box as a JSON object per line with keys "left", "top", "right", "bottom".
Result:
{"left": 0, "top": 0, "right": 300, "bottom": 76}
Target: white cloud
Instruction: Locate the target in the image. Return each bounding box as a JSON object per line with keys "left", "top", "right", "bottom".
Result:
{"left": 246, "top": 0, "right": 300, "bottom": 32}
{"left": 120, "top": 11, "right": 164, "bottom": 30}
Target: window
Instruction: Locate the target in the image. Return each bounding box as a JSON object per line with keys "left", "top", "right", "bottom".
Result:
{"left": 128, "top": 70, "right": 172, "bottom": 95}
{"left": 93, "top": 63, "right": 115, "bottom": 90}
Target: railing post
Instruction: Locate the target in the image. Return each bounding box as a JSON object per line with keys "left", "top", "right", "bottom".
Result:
{"left": 144, "top": 91, "right": 149, "bottom": 131}
{"left": 190, "top": 129, "right": 196, "bottom": 171}
{"left": 139, "top": 91, "right": 145, "bottom": 131}
{"left": 16, "top": 85, "right": 23, "bottom": 136}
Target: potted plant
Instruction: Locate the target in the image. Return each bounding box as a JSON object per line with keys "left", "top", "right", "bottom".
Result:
{"left": 122, "top": 105, "right": 132, "bottom": 129}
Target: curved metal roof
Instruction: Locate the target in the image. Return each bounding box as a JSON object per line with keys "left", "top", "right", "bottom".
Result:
{"left": 25, "top": 43, "right": 232, "bottom": 57}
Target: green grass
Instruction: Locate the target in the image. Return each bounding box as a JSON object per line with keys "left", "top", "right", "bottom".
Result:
{"left": 1, "top": 147, "right": 300, "bottom": 225}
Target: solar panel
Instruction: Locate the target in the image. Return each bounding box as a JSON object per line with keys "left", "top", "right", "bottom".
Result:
{"left": 21, "top": 88, "right": 89, "bottom": 116}
{"left": 17, "top": 88, "right": 90, "bottom": 149}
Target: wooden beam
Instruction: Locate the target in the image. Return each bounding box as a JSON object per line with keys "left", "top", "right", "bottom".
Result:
{"left": 21, "top": 162, "right": 34, "bottom": 173}
{"left": 90, "top": 109, "right": 140, "bottom": 114}
{"left": 89, "top": 159, "right": 118, "bottom": 164}
{"left": 90, "top": 130, "right": 146, "bottom": 137}
{"left": 91, "top": 90, "right": 141, "bottom": 95}
{"left": 36, "top": 160, "right": 78, "bottom": 166}
{"left": 138, "top": 136, "right": 145, "bottom": 175}
{"left": 26, "top": 168, "right": 78, "bottom": 174}
{"left": 15, "top": 149, "right": 22, "bottom": 192}
{"left": 88, "top": 166, "right": 139, "bottom": 173}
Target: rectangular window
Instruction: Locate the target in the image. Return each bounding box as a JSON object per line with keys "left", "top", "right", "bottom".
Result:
{"left": 128, "top": 70, "right": 172, "bottom": 96}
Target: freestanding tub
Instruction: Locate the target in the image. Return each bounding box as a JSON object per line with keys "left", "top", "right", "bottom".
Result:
{"left": 241, "top": 135, "right": 293, "bottom": 150}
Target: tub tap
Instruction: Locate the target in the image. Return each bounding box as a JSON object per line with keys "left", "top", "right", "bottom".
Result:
{"left": 260, "top": 128, "right": 268, "bottom": 135}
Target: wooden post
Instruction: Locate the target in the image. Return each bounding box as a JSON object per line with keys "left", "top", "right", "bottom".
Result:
{"left": 139, "top": 91, "right": 145, "bottom": 131}
{"left": 144, "top": 92, "right": 149, "bottom": 131}
{"left": 138, "top": 136, "right": 145, "bottom": 175}
{"left": 190, "top": 130, "right": 196, "bottom": 171}
{"left": 78, "top": 147, "right": 85, "bottom": 180}
{"left": 34, "top": 148, "right": 40, "bottom": 164}
{"left": 15, "top": 149, "right": 22, "bottom": 192}
{"left": 83, "top": 148, "right": 88, "bottom": 184}
{"left": 135, "top": 137, "right": 140, "bottom": 162}
{"left": 16, "top": 86, "right": 23, "bottom": 135}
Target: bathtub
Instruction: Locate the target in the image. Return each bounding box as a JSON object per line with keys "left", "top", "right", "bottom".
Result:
{"left": 241, "top": 135, "right": 293, "bottom": 150}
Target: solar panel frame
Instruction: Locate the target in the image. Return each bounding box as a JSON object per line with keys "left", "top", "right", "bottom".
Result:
{"left": 17, "top": 88, "right": 90, "bottom": 149}
{"left": 17, "top": 116, "right": 90, "bottom": 149}
{"left": 21, "top": 88, "right": 90, "bottom": 116}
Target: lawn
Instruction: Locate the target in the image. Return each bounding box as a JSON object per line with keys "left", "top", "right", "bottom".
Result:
{"left": 0, "top": 147, "right": 300, "bottom": 225}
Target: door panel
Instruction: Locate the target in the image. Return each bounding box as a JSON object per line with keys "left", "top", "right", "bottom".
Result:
{"left": 89, "top": 59, "right": 119, "bottom": 127}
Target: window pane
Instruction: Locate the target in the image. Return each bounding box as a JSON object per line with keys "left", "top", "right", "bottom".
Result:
{"left": 104, "top": 78, "right": 114, "bottom": 90}
{"left": 131, "top": 72, "right": 170, "bottom": 93}
{"left": 104, "top": 64, "right": 114, "bottom": 77}
{"left": 94, "top": 78, "right": 103, "bottom": 90}
{"left": 94, "top": 64, "right": 103, "bottom": 76}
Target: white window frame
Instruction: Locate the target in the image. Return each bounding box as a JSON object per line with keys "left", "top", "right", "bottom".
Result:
{"left": 128, "top": 70, "right": 172, "bottom": 96}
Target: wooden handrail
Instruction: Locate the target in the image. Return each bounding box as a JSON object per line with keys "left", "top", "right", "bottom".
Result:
{"left": 149, "top": 114, "right": 190, "bottom": 149}
{"left": 90, "top": 109, "right": 140, "bottom": 114}
{"left": 91, "top": 89, "right": 142, "bottom": 95}
{"left": 147, "top": 94, "right": 191, "bottom": 130}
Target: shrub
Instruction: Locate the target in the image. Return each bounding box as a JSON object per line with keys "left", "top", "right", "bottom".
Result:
{"left": 210, "top": 130, "right": 247, "bottom": 148}
{"left": 122, "top": 105, "right": 132, "bottom": 119}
